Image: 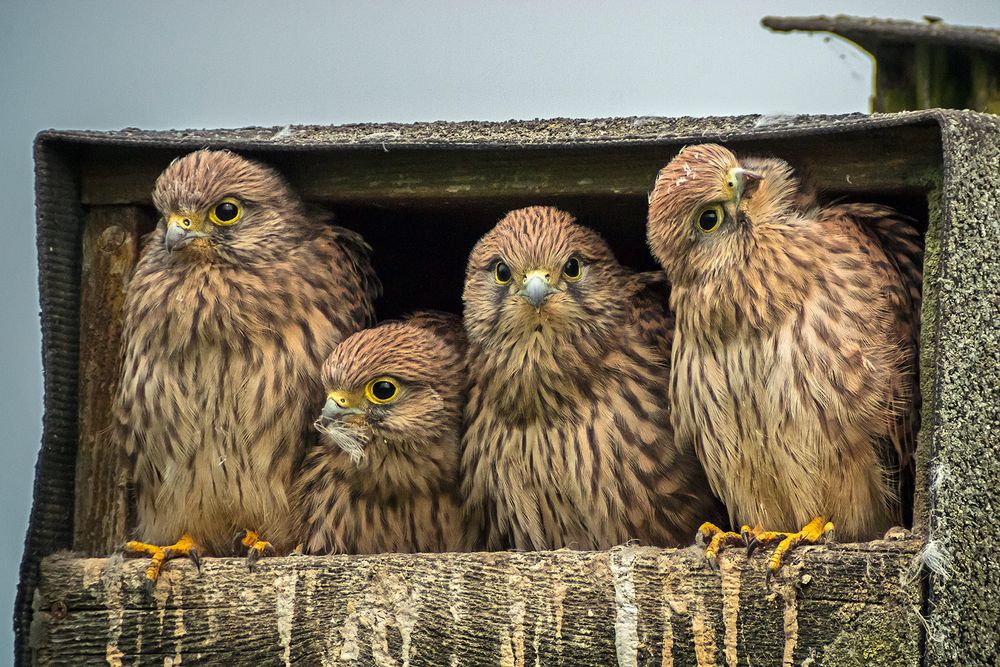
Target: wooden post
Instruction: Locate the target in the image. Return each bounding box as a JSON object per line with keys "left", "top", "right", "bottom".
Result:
{"left": 74, "top": 207, "right": 148, "bottom": 554}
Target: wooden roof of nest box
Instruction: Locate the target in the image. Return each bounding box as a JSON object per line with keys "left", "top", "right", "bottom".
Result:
{"left": 763, "top": 15, "right": 1000, "bottom": 114}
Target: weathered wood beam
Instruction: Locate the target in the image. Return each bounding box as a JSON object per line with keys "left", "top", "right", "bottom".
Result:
{"left": 74, "top": 207, "right": 149, "bottom": 555}
{"left": 872, "top": 44, "right": 918, "bottom": 113}
{"left": 971, "top": 53, "right": 1000, "bottom": 114}
{"left": 78, "top": 128, "right": 942, "bottom": 208}
{"left": 32, "top": 539, "right": 922, "bottom": 666}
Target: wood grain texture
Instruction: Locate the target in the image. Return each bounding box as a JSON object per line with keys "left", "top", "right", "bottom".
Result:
{"left": 77, "top": 128, "right": 942, "bottom": 208}
{"left": 32, "top": 539, "right": 922, "bottom": 666}
{"left": 74, "top": 207, "right": 148, "bottom": 554}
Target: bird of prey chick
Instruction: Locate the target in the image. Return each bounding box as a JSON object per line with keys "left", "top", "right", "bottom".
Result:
{"left": 646, "top": 144, "right": 922, "bottom": 574}
{"left": 461, "top": 206, "right": 724, "bottom": 551}
{"left": 115, "top": 149, "right": 379, "bottom": 586}
{"left": 295, "top": 312, "right": 468, "bottom": 554}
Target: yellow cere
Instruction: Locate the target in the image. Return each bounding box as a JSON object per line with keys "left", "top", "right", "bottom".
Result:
{"left": 327, "top": 390, "right": 354, "bottom": 408}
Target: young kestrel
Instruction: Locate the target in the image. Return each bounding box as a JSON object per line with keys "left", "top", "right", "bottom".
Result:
{"left": 461, "top": 206, "right": 724, "bottom": 551}
{"left": 295, "top": 312, "right": 467, "bottom": 554}
{"left": 114, "top": 150, "right": 380, "bottom": 586}
{"left": 647, "top": 144, "right": 921, "bottom": 573}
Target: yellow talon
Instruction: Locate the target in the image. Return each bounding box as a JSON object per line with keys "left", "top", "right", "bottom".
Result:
{"left": 697, "top": 521, "right": 746, "bottom": 565}
{"left": 766, "top": 517, "right": 835, "bottom": 575}
{"left": 124, "top": 533, "right": 201, "bottom": 592}
{"left": 240, "top": 529, "right": 275, "bottom": 567}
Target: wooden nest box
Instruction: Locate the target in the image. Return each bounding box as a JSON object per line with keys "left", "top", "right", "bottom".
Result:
{"left": 19, "top": 111, "right": 1000, "bottom": 666}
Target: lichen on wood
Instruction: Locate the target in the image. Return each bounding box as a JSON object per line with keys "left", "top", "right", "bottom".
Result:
{"left": 31, "top": 539, "right": 922, "bottom": 666}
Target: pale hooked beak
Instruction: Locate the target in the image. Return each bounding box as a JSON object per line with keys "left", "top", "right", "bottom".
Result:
{"left": 165, "top": 212, "right": 208, "bottom": 252}
{"left": 519, "top": 269, "right": 557, "bottom": 308}
{"left": 724, "top": 168, "right": 763, "bottom": 220}
{"left": 320, "top": 391, "right": 363, "bottom": 421}
{"left": 729, "top": 168, "right": 762, "bottom": 203}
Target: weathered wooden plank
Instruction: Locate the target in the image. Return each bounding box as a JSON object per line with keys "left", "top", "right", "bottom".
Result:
{"left": 74, "top": 207, "right": 149, "bottom": 555}
{"left": 971, "top": 53, "right": 1000, "bottom": 114}
{"left": 78, "top": 127, "right": 942, "bottom": 208}
{"left": 32, "top": 539, "right": 922, "bottom": 666}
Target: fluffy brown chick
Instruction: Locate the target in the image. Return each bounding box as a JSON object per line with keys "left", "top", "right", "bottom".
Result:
{"left": 295, "top": 312, "right": 467, "bottom": 554}
{"left": 114, "top": 149, "right": 379, "bottom": 584}
{"left": 461, "top": 206, "right": 724, "bottom": 551}
{"left": 647, "top": 144, "right": 921, "bottom": 570}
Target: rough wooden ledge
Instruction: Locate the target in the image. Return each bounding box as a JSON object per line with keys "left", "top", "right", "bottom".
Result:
{"left": 30, "top": 539, "right": 923, "bottom": 666}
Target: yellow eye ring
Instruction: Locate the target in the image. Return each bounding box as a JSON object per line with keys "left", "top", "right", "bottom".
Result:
{"left": 209, "top": 198, "right": 242, "bottom": 226}
{"left": 696, "top": 204, "right": 724, "bottom": 233}
{"left": 494, "top": 260, "right": 512, "bottom": 285}
{"left": 365, "top": 377, "right": 398, "bottom": 404}
{"left": 562, "top": 256, "right": 582, "bottom": 281}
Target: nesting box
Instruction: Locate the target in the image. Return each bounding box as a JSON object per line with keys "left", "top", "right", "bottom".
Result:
{"left": 19, "top": 111, "right": 1000, "bottom": 666}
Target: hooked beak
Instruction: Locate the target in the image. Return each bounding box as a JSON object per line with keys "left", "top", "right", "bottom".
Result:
{"left": 165, "top": 212, "right": 209, "bottom": 252}
{"left": 519, "top": 269, "right": 557, "bottom": 308}
{"left": 320, "top": 391, "right": 363, "bottom": 421}
{"left": 724, "top": 168, "right": 763, "bottom": 220}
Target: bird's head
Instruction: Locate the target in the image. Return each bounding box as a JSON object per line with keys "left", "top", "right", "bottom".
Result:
{"left": 646, "top": 143, "right": 780, "bottom": 285}
{"left": 151, "top": 149, "right": 300, "bottom": 260}
{"left": 314, "top": 318, "right": 466, "bottom": 466}
{"left": 463, "top": 206, "right": 629, "bottom": 354}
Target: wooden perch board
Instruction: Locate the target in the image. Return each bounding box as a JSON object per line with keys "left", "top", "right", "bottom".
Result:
{"left": 31, "top": 539, "right": 922, "bottom": 666}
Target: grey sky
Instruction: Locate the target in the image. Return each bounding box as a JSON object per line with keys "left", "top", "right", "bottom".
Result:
{"left": 3, "top": 0, "right": 1000, "bottom": 658}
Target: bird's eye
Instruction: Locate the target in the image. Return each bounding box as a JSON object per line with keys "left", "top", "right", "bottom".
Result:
{"left": 562, "top": 256, "right": 582, "bottom": 281}
{"left": 494, "top": 260, "right": 512, "bottom": 285}
{"left": 697, "top": 205, "right": 724, "bottom": 233}
{"left": 209, "top": 198, "right": 242, "bottom": 226}
{"left": 365, "top": 378, "right": 398, "bottom": 405}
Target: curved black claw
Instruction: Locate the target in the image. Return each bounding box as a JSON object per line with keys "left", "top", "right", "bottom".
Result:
{"left": 246, "top": 542, "right": 275, "bottom": 571}
{"left": 188, "top": 548, "right": 202, "bottom": 574}
{"left": 743, "top": 528, "right": 760, "bottom": 558}
{"left": 232, "top": 531, "right": 250, "bottom": 552}
{"left": 143, "top": 577, "right": 157, "bottom": 598}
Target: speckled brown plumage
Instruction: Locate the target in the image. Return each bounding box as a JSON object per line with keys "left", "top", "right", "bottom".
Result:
{"left": 295, "top": 312, "right": 467, "bottom": 554}
{"left": 113, "top": 149, "right": 380, "bottom": 557}
{"left": 647, "top": 144, "right": 921, "bottom": 543}
{"left": 461, "top": 206, "right": 724, "bottom": 551}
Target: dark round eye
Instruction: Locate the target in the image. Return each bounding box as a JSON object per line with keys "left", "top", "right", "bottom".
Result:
{"left": 494, "top": 261, "right": 512, "bottom": 285}
{"left": 366, "top": 379, "right": 398, "bottom": 404}
{"left": 563, "top": 256, "right": 582, "bottom": 281}
{"left": 210, "top": 199, "right": 242, "bottom": 225}
{"left": 697, "top": 205, "right": 723, "bottom": 233}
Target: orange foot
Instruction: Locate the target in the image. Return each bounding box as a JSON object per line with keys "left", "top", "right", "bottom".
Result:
{"left": 124, "top": 533, "right": 201, "bottom": 595}
{"left": 239, "top": 529, "right": 276, "bottom": 569}
{"left": 696, "top": 521, "right": 755, "bottom": 569}
{"left": 746, "top": 516, "right": 835, "bottom": 580}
